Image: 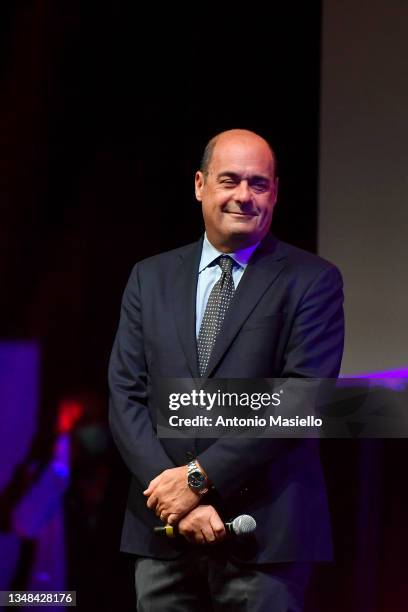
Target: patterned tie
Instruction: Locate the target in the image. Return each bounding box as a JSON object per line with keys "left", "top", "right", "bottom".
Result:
{"left": 197, "top": 255, "right": 235, "bottom": 376}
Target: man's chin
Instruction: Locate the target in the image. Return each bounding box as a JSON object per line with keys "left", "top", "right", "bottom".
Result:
{"left": 222, "top": 229, "right": 263, "bottom": 250}
{"left": 223, "top": 219, "right": 257, "bottom": 235}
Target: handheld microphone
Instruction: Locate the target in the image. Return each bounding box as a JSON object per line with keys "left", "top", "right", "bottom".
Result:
{"left": 153, "top": 514, "right": 256, "bottom": 538}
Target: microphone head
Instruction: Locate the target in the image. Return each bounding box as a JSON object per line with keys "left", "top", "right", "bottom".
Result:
{"left": 231, "top": 514, "right": 257, "bottom": 536}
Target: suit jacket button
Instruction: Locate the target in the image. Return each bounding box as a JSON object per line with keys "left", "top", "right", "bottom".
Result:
{"left": 240, "top": 487, "right": 249, "bottom": 496}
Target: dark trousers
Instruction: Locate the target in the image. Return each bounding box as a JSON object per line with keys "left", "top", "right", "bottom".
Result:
{"left": 134, "top": 549, "right": 312, "bottom": 612}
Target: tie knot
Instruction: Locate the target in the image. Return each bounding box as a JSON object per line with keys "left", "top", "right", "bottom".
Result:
{"left": 218, "top": 255, "right": 234, "bottom": 275}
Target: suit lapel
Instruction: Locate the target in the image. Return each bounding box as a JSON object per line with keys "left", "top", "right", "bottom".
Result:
{"left": 172, "top": 239, "right": 202, "bottom": 378}
{"left": 204, "top": 233, "right": 287, "bottom": 378}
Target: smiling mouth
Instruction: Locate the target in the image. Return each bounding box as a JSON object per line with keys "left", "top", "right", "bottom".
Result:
{"left": 226, "top": 211, "right": 257, "bottom": 217}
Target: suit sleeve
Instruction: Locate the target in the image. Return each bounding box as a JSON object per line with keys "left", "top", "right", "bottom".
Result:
{"left": 197, "top": 265, "right": 344, "bottom": 500}
{"left": 108, "top": 264, "right": 175, "bottom": 488}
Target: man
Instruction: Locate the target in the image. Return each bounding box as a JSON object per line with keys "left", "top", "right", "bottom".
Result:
{"left": 108, "top": 129, "right": 344, "bottom": 610}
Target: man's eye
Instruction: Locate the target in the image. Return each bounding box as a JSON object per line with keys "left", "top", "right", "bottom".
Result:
{"left": 220, "top": 179, "right": 237, "bottom": 186}
{"left": 252, "top": 184, "right": 268, "bottom": 193}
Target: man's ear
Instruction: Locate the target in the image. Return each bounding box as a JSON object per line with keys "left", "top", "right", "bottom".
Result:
{"left": 195, "top": 171, "right": 204, "bottom": 202}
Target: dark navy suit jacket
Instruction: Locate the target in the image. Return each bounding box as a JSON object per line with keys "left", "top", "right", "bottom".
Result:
{"left": 108, "top": 233, "right": 344, "bottom": 562}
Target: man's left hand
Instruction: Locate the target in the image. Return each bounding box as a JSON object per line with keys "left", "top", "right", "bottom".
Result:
{"left": 178, "top": 505, "right": 226, "bottom": 545}
{"left": 143, "top": 466, "right": 199, "bottom": 525}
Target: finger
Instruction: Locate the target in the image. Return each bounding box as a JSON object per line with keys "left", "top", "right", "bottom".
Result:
{"left": 143, "top": 474, "right": 161, "bottom": 495}
{"left": 194, "top": 530, "right": 205, "bottom": 545}
{"left": 201, "top": 524, "right": 216, "bottom": 544}
{"left": 209, "top": 513, "right": 226, "bottom": 541}
{"left": 178, "top": 525, "right": 195, "bottom": 544}
{"left": 146, "top": 493, "right": 158, "bottom": 510}
{"left": 178, "top": 517, "right": 193, "bottom": 534}
{"left": 197, "top": 513, "right": 217, "bottom": 543}
{"left": 143, "top": 483, "right": 154, "bottom": 496}
{"left": 167, "top": 514, "right": 178, "bottom": 526}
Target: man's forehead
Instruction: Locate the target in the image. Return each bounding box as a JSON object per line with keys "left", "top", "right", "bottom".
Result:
{"left": 209, "top": 138, "right": 275, "bottom": 174}
{"left": 209, "top": 153, "right": 275, "bottom": 178}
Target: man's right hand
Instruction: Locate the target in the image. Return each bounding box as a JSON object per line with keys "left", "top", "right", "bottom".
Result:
{"left": 177, "top": 504, "right": 226, "bottom": 545}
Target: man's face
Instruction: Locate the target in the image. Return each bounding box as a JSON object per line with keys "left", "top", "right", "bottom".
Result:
{"left": 195, "top": 132, "right": 278, "bottom": 252}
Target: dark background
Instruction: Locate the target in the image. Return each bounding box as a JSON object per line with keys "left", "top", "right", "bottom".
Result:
{"left": 1, "top": 2, "right": 404, "bottom": 611}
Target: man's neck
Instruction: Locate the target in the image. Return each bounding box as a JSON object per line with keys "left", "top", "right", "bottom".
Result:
{"left": 203, "top": 233, "right": 259, "bottom": 265}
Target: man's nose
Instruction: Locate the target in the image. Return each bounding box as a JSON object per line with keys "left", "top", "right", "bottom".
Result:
{"left": 235, "top": 180, "right": 252, "bottom": 203}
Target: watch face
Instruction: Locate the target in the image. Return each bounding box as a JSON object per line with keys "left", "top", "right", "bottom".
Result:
{"left": 188, "top": 470, "right": 206, "bottom": 489}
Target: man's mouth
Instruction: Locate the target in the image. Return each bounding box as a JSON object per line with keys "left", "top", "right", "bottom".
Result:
{"left": 225, "top": 211, "right": 257, "bottom": 217}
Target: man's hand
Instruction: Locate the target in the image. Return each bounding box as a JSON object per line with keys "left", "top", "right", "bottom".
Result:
{"left": 178, "top": 505, "right": 226, "bottom": 545}
{"left": 143, "top": 466, "right": 199, "bottom": 525}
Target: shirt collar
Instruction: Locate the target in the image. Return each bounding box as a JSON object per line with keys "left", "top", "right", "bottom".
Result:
{"left": 199, "top": 233, "right": 260, "bottom": 273}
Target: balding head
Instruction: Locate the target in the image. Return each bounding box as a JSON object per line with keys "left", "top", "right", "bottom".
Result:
{"left": 200, "top": 129, "right": 277, "bottom": 179}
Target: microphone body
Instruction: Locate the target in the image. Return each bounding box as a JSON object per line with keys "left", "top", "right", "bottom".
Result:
{"left": 154, "top": 524, "right": 178, "bottom": 538}
{"left": 154, "top": 514, "right": 256, "bottom": 538}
